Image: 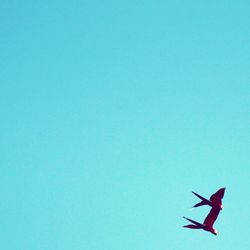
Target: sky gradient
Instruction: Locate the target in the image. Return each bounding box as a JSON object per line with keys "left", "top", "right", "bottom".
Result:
{"left": 1, "top": 1, "right": 250, "bottom": 249}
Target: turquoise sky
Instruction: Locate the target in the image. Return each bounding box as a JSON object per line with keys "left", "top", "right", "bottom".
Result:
{"left": 1, "top": 1, "right": 250, "bottom": 249}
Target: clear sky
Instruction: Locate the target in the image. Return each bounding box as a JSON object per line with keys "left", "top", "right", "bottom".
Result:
{"left": 1, "top": 1, "right": 250, "bottom": 249}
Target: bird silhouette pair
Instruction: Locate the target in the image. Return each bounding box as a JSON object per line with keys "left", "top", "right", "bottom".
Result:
{"left": 183, "top": 188, "right": 225, "bottom": 236}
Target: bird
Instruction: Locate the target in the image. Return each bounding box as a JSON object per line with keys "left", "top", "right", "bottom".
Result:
{"left": 192, "top": 187, "right": 225, "bottom": 210}
{"left": 183, "top": 206, "right": 221, "bottom": 235}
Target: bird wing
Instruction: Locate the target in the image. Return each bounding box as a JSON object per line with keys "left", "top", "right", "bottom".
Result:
{"left": 209, "top": 188, "right": 225, "bottom": 202}
{"left": 203, "top": 207, "right": 221, "bottom": 227}
{"left": 183, "top": 216, "right": 204, "bottom": 227}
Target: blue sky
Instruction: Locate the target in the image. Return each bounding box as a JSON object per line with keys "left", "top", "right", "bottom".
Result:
{"left": 1, "top": 1, "right": 250, "bottom": 249}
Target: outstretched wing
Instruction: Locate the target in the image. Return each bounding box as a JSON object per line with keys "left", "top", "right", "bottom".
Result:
{"left": 210, "top": 188, "right": 225, "bottom": 202}
{"left": 203, "top": 207, "right": 221, "bottom": 227}
{"left": 183, "top": 216, "right": 204, "bottom": 227}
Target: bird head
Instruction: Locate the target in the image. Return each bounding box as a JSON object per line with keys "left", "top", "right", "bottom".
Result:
{"left": 212, "top": 229, "right": 218, "bottom": 235}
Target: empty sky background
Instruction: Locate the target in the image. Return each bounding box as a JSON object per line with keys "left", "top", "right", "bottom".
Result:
{"left": 1, "top": 1, "right": 250, "bottom": 249}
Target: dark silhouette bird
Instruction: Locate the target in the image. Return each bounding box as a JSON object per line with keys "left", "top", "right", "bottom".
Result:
{"left": 192, "top": 188, "right": 225, "bottom": 210}
{"left": 183, "top": 206, "right": 221, "bottom": 235}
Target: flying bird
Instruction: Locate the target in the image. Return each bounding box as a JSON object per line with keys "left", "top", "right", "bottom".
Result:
{"left": 192, "top": 188, "right": 225, "bottom": 209}
{"left": 183, "top": 206, "right": 221, "bottom": 235}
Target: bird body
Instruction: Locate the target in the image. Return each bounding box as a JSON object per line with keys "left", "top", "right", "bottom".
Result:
{"left": 183, "top": 187, "right": 225, "bottom": 235}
